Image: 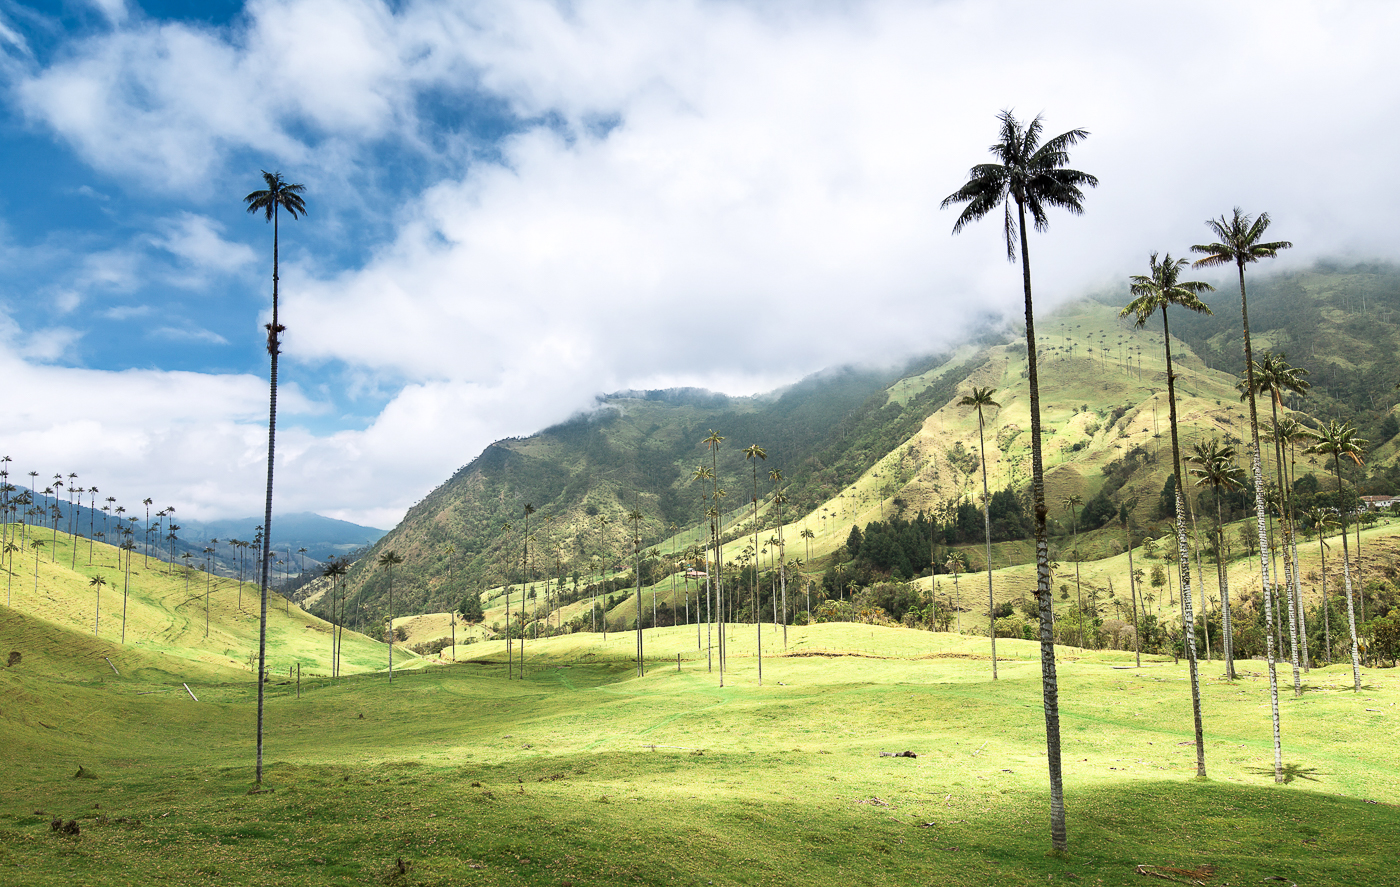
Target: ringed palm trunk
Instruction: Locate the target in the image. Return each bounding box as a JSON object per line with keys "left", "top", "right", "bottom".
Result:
{"left": 1125, "top": 522, "right": 1141, "bottom": 668}
{"left": 1159, "top": 307, "right": 1206, "bottom": 777}
{"left": 1267, "top": 399, "right": 1301, "bottom": 695}
{"left": 1334, "top": 454, "right": 1362, "bottom": 690}
{"left": 1216, "top": 496, "right": 1235, "bottom": 679}
{"left": 1237, "top": 260, "right": 1284, "bottom": 783}
{"left": 977, "top": 408, "right": 997, "bottom": 679}
{"left": 1016, "top": 199, "right": 1066, "bottom": 851}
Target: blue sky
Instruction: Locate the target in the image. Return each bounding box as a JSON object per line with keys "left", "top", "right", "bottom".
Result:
{"left": 1, "top": 0, "right": 1397, "bottom": 531}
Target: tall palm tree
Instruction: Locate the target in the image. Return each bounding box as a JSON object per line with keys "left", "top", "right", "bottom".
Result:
{"left": 521, "top": 504, "right": 534, "bottom": 675}
{"left": 1121, "top": 251, "right": 1214, "bottom": 778}
{"left": 1192, "top": 208, "right": 1291, "bottom": 783}
{"left": 628, "top": 508, "right": 645, "bottom": 678}
{"left": 959, "top": 386, "right": 1001, "bottom": 678}
{"left": 118, "top": 538, "right": 133, "bottom": 643}
{"left": 1120, "top": 500, "right": 1142, "bottom": 668}
{"left": 770, "top": 468, "right": 788, "bottom": 649}
{"left": 244, "top": 170, "right": 307, "bottom": 786}
{"left": 1304, "top": 506, "right": 1336, "bottom": 665}
{"left": 704, "top": 430, "right": 726, "bottom": 682}
{"left": 379, "top": 550, "right": 405, "bottom": 683}
{"left": 1061, "top": 494, "right": 1084, "bottom": 649}
{"left": 942, "top": 109, "right": 1096, "bottom": 851}
{"left": 744, "top": 443, "right": 767, "bottom": 685}
{"left": 1242, "top": 352, "right": 1311, "bottom": 692}
{"left": 89, "top": 573, "right": 106, "bottom": 636}
{"left": 1306, "top": 420, "right": 1367, "bottom": 691}
{"left": 693, "top": 466, "right": 714, "bottom": 670}
{"left": 1187, "top": 439, "right": 1247, "bottom": 679}
{"left": 323, "top": 560, "right": 348, "bottom": 678}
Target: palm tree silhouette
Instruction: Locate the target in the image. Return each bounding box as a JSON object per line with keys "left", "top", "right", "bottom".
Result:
{"left": 941, "top": 110, "right": 1095, "bottom": 851}
{"left": 744, "top": 443, "right": 767, "bottom": 685}
{"left": 1192, "top": 208, "right": 1291, "bottom": 783}
{"left": 1306, "top": 420, "right": 1367, "bottom": 691}
{"left": 89, "top": 574, "right": 106, "bottom": 636}
{"left": 1121, "top": 251, "right": 1214, "bottom": 778}
{"left": 1304, "top": 506, "right": 1337, "bottom": 665}
{"left": 1188, "top": 439, "right": 1246, "bottom": 679}
{"left": 245, "top": 170, "right": 307, "bottom": 785}
{"left": 628, "top": 508, "right": 646, "bottom": 677}
{"left": 959, "top": 386, "right": 1001, "bottom": 677}
{"left": 378, "top": 550, "right": 405, "bottom": 683}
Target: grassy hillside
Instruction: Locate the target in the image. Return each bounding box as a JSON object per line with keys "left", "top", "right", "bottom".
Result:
{"left": 0, "top": 524, "right": 405, "bottom": 681}
{"left": 3, "top": 622, "right": 1398, "bottom": 885}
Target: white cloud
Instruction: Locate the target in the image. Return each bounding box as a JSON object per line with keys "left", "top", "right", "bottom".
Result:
{"left": 152, "top": 325, "right": 230, "bottom": 345}
{"left": 9, "top": 0, "right": 1400, "bottom": 528}
{"left": 151, "top": 212, "right": 257, "bottom": 275}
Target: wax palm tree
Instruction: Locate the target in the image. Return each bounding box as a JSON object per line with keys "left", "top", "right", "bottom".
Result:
{"left": 141, "top": 498, "right": 153, "bottom": 565}
{"left": 1306, "top": 420, "right": 1367, "bottom": 691}
{"left": 744, "top": 443, "right": 767, "bottom": 685}
{"left": 521, "top": 504, "right": 534, "bottom": 675}
{"left": 1061, "top": 495, "right": 1085, "bottom": 649}
{"left": 1120, "top": 500, "right": 1142, "bottom": 668}
{"left": 1192, "top": 208, "right": 1290, "bottom": 783}
{"left": 323, "top": 559, "right": 348, "bottom": 678}
{"left": 704, "top": 430, "right": 726, "bottom": 681}
{"left": 1305, "top": 506, "right": 1337, "bottom": 665}
{"left": 1242, "top": 352, "right": 1311, "bottom": 692}
{"left": 1188, "top": 439, "right": 1247, "bottom": 679}
{"left": 959, "top": 386, "right": 1001, "bottom": 677}
{"left": 379, "top": 550, "right": 405, "bottom": 684}
{"left": 89, "top": 573, "right": 106, "bottom": 636}
{"left": 628, "top": 508, "right": 645, "bottom": 677}
{"left": 4, "top": 540, "right": 18, "bottom": 607}
{"left": 770, "top": 468, "right": 788, "bottom": 649}
{"left": 119, "top": 538, "right": 134, "bottom": 643}
{"left": 693, "top": 466, "right": 714, "bottom": 670}
{"left": 245, "top": 170, "right": 307, "bottom": 785}
{"left": 1121, "top": 251, "right": 1213, "bottom": 777}
{"left": 942, "top": 110, "right": 1096, "bottom": 851}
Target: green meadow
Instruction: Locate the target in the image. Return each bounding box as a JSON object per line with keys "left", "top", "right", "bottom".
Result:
{"left": 4, "top": 553, "right": 1399, "bottom": 887}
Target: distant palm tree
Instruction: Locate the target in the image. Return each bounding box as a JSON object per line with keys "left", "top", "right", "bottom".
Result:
{"left": 1304, "top": 506, "right": 1337, "bottom": 665}
{"left": 1121, "top": 251, "right": 1214, "bottom": 778}
{"left": 89, "top": 574, "right": 106, "bottom": 636}
{"left": 521, "top": 504, "right": 534, "bottom": 675}
{"left": 1119, "top": 500, "right": 1142, "bottom": 668}
{"left": 1306, "top": 420, "right": 1367, "bottom": 691}
{"left": 323, "top": 559, "right": 348, "bottom": 678}
{"left": 628, "top": 508, "right": 646, "bottom": 677}
{"left": 378, "top": 550, "right": 405, "bottom": 683}
{"left": 704, "top": 430, "right": 726, "bottom": 681}
{"left": 1242, "top": 352, "right": 1311, "bottom": 691}
{"left": 141, "top": 498, "right": 153, "bottom": 565}
{"left": 245, "top": 170, "right": 307, "bottom": 785}
{"left": 1188, "top": 439, "right": 1247, "bottom": 679}
{"left": 1192, "top": 208, "right": 1291, "bottom": 783}
{"left": 770, "top": 469, "right": 788, "bottom": 649}
{"left": 942, "top": 110, "right": 1095, "bottom": 851}
{"left": 692, "top": 466, "right": 714, "bottom": 668}
{"left": 1061, "top": 494, "right": 1084, "bottom": 649}
{"left": 744, "top": 443, "right": 767, "bottom": 685}
{"left": 119, "top": 538, "right": 134, "bottom": 643}
{"left": 959, "top": 386, "right": 1001, "bottom": 677}
{"left": 4, "top": 540, "right": 18, "bottom": 607}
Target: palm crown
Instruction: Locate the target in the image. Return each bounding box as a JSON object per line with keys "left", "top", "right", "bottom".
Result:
{"left": 941, "top": 111, "right": 1098, "bottom": 260}
{"left": 1190, "top": 208, "right": 1292, "bottom": 271}
{"left": 244, "top": 170, "right": 307, "bottom": 221}
{"left": 1121, "top": 252, "right": 1214, "bottom": 328}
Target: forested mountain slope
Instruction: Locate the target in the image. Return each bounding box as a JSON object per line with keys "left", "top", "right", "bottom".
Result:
{"left": 323, "top": 262, "right": 1400, "bottom": 626}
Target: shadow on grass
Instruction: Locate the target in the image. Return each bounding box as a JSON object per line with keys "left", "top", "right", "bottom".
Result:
{"left": 1244, "top": 763, "right": 1323, "bottom": 784}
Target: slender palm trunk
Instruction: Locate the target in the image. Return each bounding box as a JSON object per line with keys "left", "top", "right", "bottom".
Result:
{"left": 1126, "top": 524, "right": 1141, "bottom": 668}
{"left": 978, "top": 408, "right": 998, "bottom": 678}
{"left": 1238, "top": 261, "right": 1283, "bottom": 783}
{"left": 1159, "top": 307, "right": 1205, "bottom": 777}
{"left": 1016, "top": 200, "right": 1066, "bottom": 851}
{"left": 1268, "top": 399, "right": 1302, "bottom": 694}
{"left": 1318, "top": 530, "right": 1331, "bottom": 665}
{"left": 1335, "top": 455, "right": 1362, "bottom": 690}
{"left": 1216, "top": 497, "right": 1235, "bottom": 679}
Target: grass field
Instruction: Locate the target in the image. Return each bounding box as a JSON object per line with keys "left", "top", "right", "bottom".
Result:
{"left": 3, "top": 606, "right": 1397, "bottom": 886}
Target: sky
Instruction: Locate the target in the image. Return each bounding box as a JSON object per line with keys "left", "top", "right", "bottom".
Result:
{"left": 0, "top": 0, "right": 1397, "bottom": 532}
